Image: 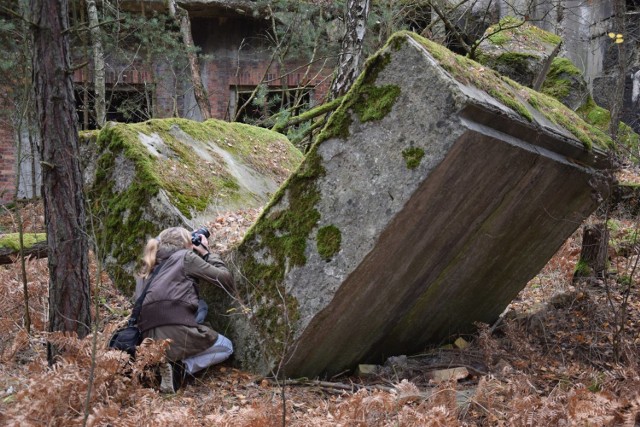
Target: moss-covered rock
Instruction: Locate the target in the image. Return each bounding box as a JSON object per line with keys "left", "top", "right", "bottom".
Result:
{"left": 402, "top": 147, "right": 425, "bottom": 169}
{"left": 81, "top": 118, "right": 303, "bottom": 294}
{"left": 475, "top": 17, "right": 562, "bottom": 89}
{"left": 576, "top": 97, "right": 640, "bottom": 160}
{"left": 541, "top": 57, "right": 589, "bottom": 110}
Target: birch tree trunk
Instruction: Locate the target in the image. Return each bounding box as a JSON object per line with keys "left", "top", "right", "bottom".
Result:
{"left": 29, "top": 0, "right": 92, "bottom": 361}
{"left": 86, "top": 0, "right": 106, "bottom": 127}
{"left": 330, "top": 0, "right": 371, "bottom": 99}
{"left": 168, "top": 0, "right": 212, "bottom": 120}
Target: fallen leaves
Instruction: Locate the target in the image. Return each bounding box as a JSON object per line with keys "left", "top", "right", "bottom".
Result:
{"left": 2, "top": 194, "right": 640, "bottom": 425}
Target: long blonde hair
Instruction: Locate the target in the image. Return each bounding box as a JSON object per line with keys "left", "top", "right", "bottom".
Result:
{"left": 139, "top": 227, "right": 191, "bottom": 278}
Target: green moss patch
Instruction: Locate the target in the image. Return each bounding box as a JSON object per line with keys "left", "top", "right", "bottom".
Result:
{"left": 577, "top": 97, "right": 610, "bottom": 129}
{"left": 607, "top": 219, "right": 640, "bottom": 256}
{"left": 353, "top": 85, "right": 402, "bottom": 122}
{"left": 402, "top": 147, "right": 425, "bottom": 169}
{"left": 85, "top": 124, "right": 163, "bottom": 293}
{"left": 317, "top": 225, "right": 341, "bottom": 260}
{"left": 618, "top": 122, "right": 640, "bottom": 158}
{"left": 576, "top": 97, "right": 640, "bottom": 155}
{"left": 0, "top": 233, "right": 46, "bottom": 250}
{"left": 542, "top": 57, "right": 583, "bottom": 100}
{"left": 528, "top": 92, "right": 612, "bottom": 150}
{"left": 573, "top": 258, "right": 592, "bottom": 277}
{"left": 317, "top": 53, "right": 401, "bottom": 143}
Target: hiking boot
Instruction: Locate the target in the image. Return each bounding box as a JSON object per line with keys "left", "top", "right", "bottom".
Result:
{"left": 159, "top": 362, "right": 175, "bottom": 394}
{"left": 171, "top": 361, "right": 193, "bottom": 388}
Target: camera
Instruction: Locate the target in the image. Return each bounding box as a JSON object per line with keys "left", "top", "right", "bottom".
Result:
{"left": 191, "top": 226, "right": 210, "bottom": 246}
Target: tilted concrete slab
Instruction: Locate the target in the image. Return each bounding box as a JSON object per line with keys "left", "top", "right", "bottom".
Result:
{"left": 218, "top": 31, "right": 612, "bottom": 378}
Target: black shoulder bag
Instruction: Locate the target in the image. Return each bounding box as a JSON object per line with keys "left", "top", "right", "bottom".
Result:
{"left": 108, "top": 264, "right": 163, "bottom": 357}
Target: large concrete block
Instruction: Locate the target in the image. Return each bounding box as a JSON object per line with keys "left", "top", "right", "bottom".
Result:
{"left": 476, "top": 17, "right": 561, "bottom": 90}
{"left": 222, "top": 31, "right": 612, "bottom": 378}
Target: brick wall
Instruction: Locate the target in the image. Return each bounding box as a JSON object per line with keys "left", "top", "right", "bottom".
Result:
{"left": 0, "top": 13, "right": 336, "bottom": 202}
{"left": 192, "top": 16, "right": 334, "bottom": 121}
{"left": 0, "top": 115, "right": 15, "bottom": 203}
{"left": 204, "top": 59, "right": 332, "bottom": 120}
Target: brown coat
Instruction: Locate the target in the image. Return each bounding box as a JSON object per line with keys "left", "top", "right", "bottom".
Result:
{"left": 136, "top": 247, "right": 234, "bottom": 361}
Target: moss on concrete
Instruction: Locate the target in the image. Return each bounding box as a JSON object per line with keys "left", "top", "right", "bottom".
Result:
{"left": 0, "top": 233, "right": 47, "bottom": 250}
{"left": 86, "top": 124, "right": 162, "bottom": 294}
{"left": 317, "top": 52, "right": 401, "bottom": 143}
{"left": 541, "top": 57, "right": 583, "bottom": 100}
{"left": 576, "top": 97, "right": 640, "bottom": 155}
{"left": 485, "top": 16, "right": 561, "bottom": 47}
{"left": 577, "top": 97, "right": 610, "bottom": 128}
{"left": 236, "top": 146, "right": 326, "bottom": 356}
{"left": 353, "top": 85, "right": 402, "bottom": 122}
{"left": 317, "top": 225, "right": 342, "bottom": 260}
{"left": 385, "top": 32, "right": 610, "bottom": 150}
{"left": 487, "top": 30, "right": 510, "bottom": 46}
{"left": 402, "top": 147, "right": 425, "bottom": 169}
{"left": 242, "top": 147, "right": 324, "bottom": 267}
{"left": 528, "top": 92, "right": 611, "bottom": 150}
{"left": 493, "top": 52, "right": 537, "bottom": 74}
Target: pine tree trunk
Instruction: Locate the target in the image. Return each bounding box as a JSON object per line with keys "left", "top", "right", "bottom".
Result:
{"left": 573, "top": 223, "right": 609, "bottom": 283}
{"left": 330, "top": 0, "right": 371, "bottom": 99}
{"left": 86, "top": 0, "right": 106, "bottom": 127}
{"left": 168, "top": 0, "right": 212, "bottom": 120}
{"left": 30, "top": 0, "right": 92, "bottom": 358}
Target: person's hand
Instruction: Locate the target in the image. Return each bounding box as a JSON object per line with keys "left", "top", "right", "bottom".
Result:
{"left": 192, "top": 234, "right": 210, "bottom": 258}
{"left": 199, "top": 235, "right": 210, "bottom": 251}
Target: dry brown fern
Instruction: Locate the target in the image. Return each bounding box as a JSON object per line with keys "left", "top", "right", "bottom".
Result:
{"left": 1, "top": 328, "right": 185, "bottom": 426}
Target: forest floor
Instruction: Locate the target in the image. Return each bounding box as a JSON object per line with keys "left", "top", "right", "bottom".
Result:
{"left": 1, "top": 172, "right": 640, "bottom": 426}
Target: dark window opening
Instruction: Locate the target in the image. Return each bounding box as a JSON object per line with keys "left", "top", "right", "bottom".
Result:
{"left": 404, "top": 5, "right": 432, "bottom": 34}
{"left": 235, "top": 86, "right": 314, "bottom": 126}
{"left": 75, "top": 84, "right": 152, "bottom": 130}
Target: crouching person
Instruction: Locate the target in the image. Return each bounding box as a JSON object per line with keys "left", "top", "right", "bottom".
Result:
{"left": 134, "top": 226, "right": 235, "bottom": 393}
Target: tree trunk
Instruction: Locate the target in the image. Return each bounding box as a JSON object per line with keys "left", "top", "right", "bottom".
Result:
{"left": 86, "top": 0, "right": 106, "bottom": 128}
{"left": 167, "top": 0, "right": 212, "bottom": 120}
{"left": 609, "top": 0, "right": 626, "bottom": 140}
{"left": 30, "top": 0, "right": 92, "bottom": 359}
{"left": 573, "top": 223, "right": 609, "bottom": 283}
{"left": 330, "top": 0, "right": 371, "bottom": 99}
